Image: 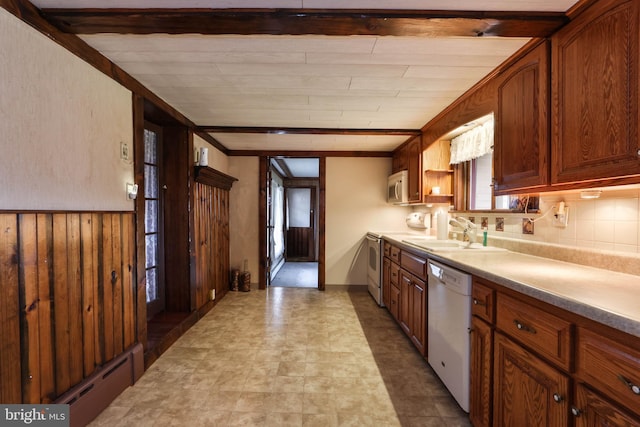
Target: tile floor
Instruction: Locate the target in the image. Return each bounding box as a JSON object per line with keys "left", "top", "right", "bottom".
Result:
{"left": 90, "top": 287, "right": 471, "bottom": 427}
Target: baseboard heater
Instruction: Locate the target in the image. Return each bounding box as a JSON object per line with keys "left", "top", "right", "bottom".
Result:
{"left": 56, "top": 343, "right": 144, "bottom": 427}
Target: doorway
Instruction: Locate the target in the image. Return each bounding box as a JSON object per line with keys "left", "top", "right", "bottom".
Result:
{"left": 260, "top": 157, "right": 325, "bottom": 290}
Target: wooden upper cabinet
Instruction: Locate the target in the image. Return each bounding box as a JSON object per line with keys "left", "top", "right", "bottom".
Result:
{"left": 406, "top": 136, "right": 422, "bottom": 202}
{"left": 392, "top": 144, "right": 408, "bottom": 173}
{"left": 494, "top": 41, "right": 550, "bottom": 194}
{"left": 551, "top": 0, "right": 640, "bottom": 184}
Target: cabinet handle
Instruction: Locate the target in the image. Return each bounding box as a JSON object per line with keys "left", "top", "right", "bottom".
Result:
{"left": 617, "top": 374, "right": 640, "bottom": 395}
{"left": 571, "top": 406, "right": 582, "bottom": 417}
{"left": 552, "top": 393, "right": 563, "bottom": 403}
{"left": 513, "top": 319, "right": 537, "bottom": 334}
{"left": 473, "top": 298, "right": 486, "bottom": 306}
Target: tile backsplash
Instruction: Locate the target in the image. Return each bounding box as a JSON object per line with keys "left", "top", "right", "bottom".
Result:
{"left": 451, "top": 187, "right": 640, "bottom": 255}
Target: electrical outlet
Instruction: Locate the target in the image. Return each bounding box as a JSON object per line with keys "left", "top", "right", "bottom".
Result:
{"left": 120, "top": 142, "right": 130, "bottom": 161}
{"left": 553, "top": 206, "right": 570, "bottom": 228}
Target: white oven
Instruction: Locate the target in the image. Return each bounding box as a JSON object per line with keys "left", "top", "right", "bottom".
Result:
{"left": 366, "top": 233, "right": 383, "bottom": 306}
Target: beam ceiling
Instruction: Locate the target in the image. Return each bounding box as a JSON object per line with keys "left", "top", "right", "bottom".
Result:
{"left": 42, "top": 8, "right": 568, "bottom": 38}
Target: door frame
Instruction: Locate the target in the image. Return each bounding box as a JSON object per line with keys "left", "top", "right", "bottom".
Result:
{"left": 259, "top": 156, "right": 325, "bottom": 290}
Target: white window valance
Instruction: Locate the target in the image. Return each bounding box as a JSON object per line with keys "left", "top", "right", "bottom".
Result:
{"left": 449, "top": 117, "right": 494, "bottom": 165}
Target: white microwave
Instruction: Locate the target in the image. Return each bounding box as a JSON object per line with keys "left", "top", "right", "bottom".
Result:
{"left": 387, "top": 170, "right": 408, "bottom": 204}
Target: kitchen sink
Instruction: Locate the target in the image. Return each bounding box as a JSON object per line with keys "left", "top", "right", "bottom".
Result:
{"left": 402, "top": 239, "right": 507, "bottom": 252}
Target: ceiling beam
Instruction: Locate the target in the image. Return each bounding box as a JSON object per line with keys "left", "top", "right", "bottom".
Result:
{"left": 199, "top": 126, "right": 421, "bottom": 136}
{"left": 41, "top": 8, "right": 568, "bottom": 38}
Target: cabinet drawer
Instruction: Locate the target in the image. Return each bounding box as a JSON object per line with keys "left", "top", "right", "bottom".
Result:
{"left": 496, "top": 293, "right": 573, "bottom": 371}
{"left": 383, "top": 242, "right": 391, "bottom": 258}
{"left": 390, "top": 245, "right": 401, "bottom": 263}
{"left": 576, "top": 327, "right": 640, "bottom": 415}
{"left": 400, "top": 251, "right": 427, "bottom": 280}
{"left": 390, "top": 262, "right": 400, "bottom": 286}
{"left": 472, "top": 279, "right": 495, "bottom": 323}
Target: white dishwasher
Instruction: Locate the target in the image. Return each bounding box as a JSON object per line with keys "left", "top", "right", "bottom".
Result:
{"left": 427, "top": 260, "right": 472, "bottom": 413}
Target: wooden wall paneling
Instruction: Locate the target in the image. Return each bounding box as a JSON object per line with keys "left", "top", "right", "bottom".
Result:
{"left": 65, "top": 213, "right": 83, "bottom": 388}
{"left": 19, "top": 214, "right": 40, "bottom": 404}
{"left": 80, "top": 213, "right": 96, "bottom": 377}
{"left": 100, "top": 214, "right": 114, "bottom": 362}
{"left": 0, "top": 214, "right": 21, "bottom": 403}
{"left": 111, "top": 214, "right": 124, "bottom": 357}
{"left": 52, "top": 214, "right": 70, "bottom": 396}
{"left": 122, "top": 214, "right": 135, "bottom": 350}
{"left": 36, "top": 214, "right": 55, "bottom": 403}
{"left": 91, "top": 214, "right": 104, "bottom": 367}
{"left": 194, "top": 183, "right": 204, "bottom": 308}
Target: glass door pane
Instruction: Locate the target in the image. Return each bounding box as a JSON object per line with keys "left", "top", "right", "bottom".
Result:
{"left": 144, "top": 127, "right": 164, "bottom": 316}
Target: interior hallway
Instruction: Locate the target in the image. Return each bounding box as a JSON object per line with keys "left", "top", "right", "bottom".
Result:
{"left": 89, "top": 287, "right": 471, "bottom": 427}
{"left": 271, "top": 262, "right": 318, "bottom": 288}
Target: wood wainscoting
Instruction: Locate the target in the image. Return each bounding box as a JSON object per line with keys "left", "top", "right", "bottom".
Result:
{"left": 0, "top": 212, "right": 136, "bottom": 404}
{"left": 193, "top": 182, "right": 231, "bottom": 309}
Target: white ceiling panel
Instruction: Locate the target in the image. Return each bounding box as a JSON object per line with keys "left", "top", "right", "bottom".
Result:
{"left": 26, "top": 1, "right": 580, "bottom": 153}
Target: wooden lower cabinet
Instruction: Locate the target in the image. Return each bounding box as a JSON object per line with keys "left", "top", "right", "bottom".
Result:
{"left": 382, "top": 257, "right": 391, "bottom": 308}
{"left": 410, "top": 276, "right": 426, "bottom": 355}
{"left": 574, "top": 384, "right": 640, "bottom": 426}
{"left": 493, "top": 332, "right": 570, "bottom": 427}
{"left": 388, "top": 283, "right": 400, "bottom": 321}
{"left": 399, "top": 269, "right": 426, "bottom": 355}
{"left": 470, "top": 316, "right": 493, "bottom": 427}
{"left": 399, "top": 270, "right": 412, "bottom": 335}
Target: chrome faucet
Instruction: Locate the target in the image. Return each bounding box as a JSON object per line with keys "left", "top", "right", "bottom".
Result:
{"left": 448, "top": 217, "right": 478, "bottom": 245}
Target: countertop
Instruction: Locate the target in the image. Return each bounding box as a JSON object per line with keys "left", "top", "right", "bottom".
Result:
{"left": 380, "top": 233, "right": 640, "bottom": 339}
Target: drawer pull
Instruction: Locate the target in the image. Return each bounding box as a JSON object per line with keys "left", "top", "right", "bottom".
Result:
{"left": 618, "top": 374, "right": 640, "bottom": 395}
{"left": 552, "top": 393, "right": 563, "bottom": 403}
{"left": 571, "top": 406, "right": 582, "bottom": 417}
{"left": 473, "top": 298, "right": 486, "bottom": 306}
{"left": 513, "top": 319, "right": 537, "bottom": 334}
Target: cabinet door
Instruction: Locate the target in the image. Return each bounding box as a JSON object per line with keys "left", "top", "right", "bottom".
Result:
{"left": 389, "top": 284, "right": 400, "bottom": 321}
{"left": 382, "top": 257, "right": 391, "bottom": 309}
{"left": 494, "top": 333, "right": 570, "bottom": 427}
{"left": 551, "top": 0, "right": 640, "bottom": 184}
{"left": 494, "top": 41, "right": 550, "bottom": 194}
{"left": 399, "top": 270, "right": 412, "bottom": 335}
{"left": 406, "top": 136, "right": 422, "bottom": 202}
{"left": 470, "top": 317, "right": 493, "bottom": 427}
{"left": 410, "top": 278, "right": 426, "bottom": 356}
{"left": 392, "top": 145, "right": 408, "bottom": 173}
{"left": 574, "top": 384, "right": 640, "bottom": 426}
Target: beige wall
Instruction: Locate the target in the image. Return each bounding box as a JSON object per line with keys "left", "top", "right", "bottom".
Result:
{"left": 193, "top": 134, "right": 229, "bottom": 174}
{"left": 228, "top": 157, "right": 260, "bottom": 277}
{"left": 0, "top": 9, "right": 133, "bottom": 211}
{"left": 325, "top": 157, "right": 412, "bottom": 285}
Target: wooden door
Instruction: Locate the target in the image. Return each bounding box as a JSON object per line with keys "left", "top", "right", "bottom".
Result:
{"left": 470, "top": 316, "right": 493, "bottom": 427}
{"left": 285, "top": 187, "right": 316, "bottom": 261}
{"left": 494, "top": 41, "right": 550, "bottom": 194}
{"left": 399, "top": 270, "right": 412, "bottom": 336}
{"left": 382, "top": 257, "right": 391, "bottom": 308}
{"left": 410, "top": 277, "right": 426, "bottom": 355}
{"left": 407, "top": 136, "right": 422, "bottom": 202}
{"left": 574, "top": 384, "right": 640, "bottom": 426}
{"left": 551, "top": 0, "right": 640, "bottom": 184}
{"left": 493, "top": 333, "right": 570, "bottom": 427}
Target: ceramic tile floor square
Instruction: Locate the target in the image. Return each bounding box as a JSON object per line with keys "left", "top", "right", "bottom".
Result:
{"left": 90, "top": 288, "right": 471, "bottom": 427}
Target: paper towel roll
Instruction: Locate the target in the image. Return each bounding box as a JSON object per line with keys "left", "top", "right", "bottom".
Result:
{"left": 437, "top": 211, "right": 449, "bottom": 240}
